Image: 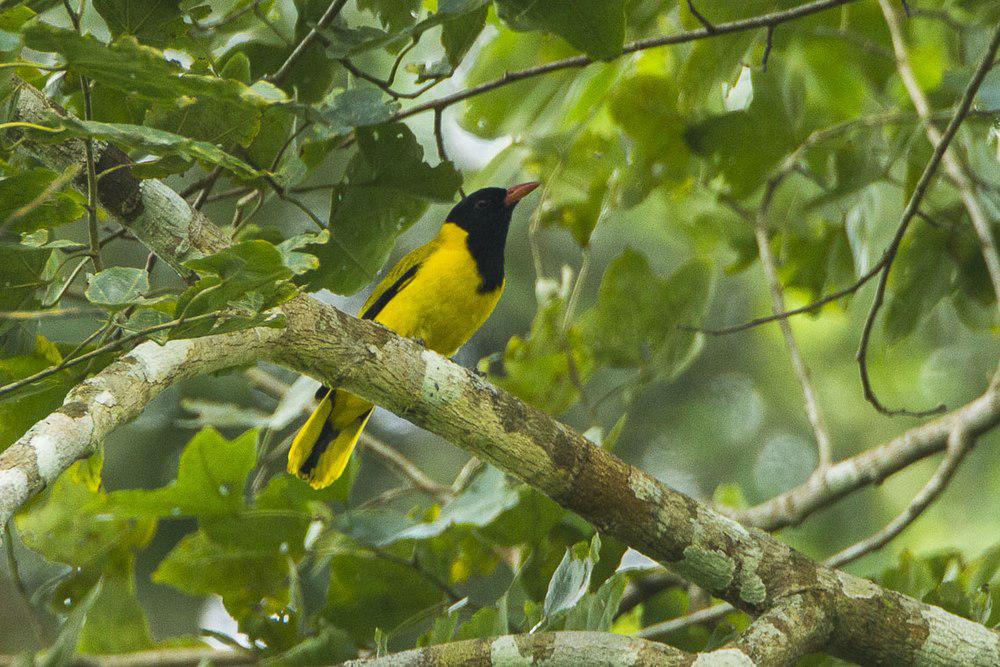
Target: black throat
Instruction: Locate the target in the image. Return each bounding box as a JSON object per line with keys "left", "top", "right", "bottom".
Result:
{"left": 465, "top": 224, "right": 508, "bottom": 293}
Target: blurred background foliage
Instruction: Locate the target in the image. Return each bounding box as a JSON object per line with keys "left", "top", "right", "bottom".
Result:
{"left": 0, "top": 0, "right": 998, "bottom": 663}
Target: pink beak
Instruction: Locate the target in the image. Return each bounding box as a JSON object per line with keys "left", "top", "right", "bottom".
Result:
{"left": 504, "top": 181, "right": 540, "bottom": 206}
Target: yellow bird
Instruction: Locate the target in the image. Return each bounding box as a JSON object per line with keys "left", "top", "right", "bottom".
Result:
{"left": 288, "top": 182, "right": 540, "bottom": 488}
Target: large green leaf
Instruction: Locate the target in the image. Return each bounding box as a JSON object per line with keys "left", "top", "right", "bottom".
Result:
{"left": 171, "top": 240, "right": 299, "bottom": 338}
{"left": 23, "top": 23, "right": 285, "bottom": 111}
{"left": 16, "top": 451, "right": 156, "bottom": 567}
{"left": 582, "top": 251, "right": 714, "bottom": 379}
{"left": 685, "top": 66, "right": 802, "bottom": 198}
{"left": 324, "top": 549, "right": 445, "bottom": 644}
{"left": 485, "top": 293, "right": 595, "bottom": 414}
{"left": 495, "top": 0, "right": 625, "bottom": 60}
{"left": 77, "top": 553, "right": 155, "bottom": 655}
{"left": 106, "top": 428, "right": 258, "bottom": 518}
{"left": 30, "top": 115, "right": 262, "bottom": 179}
{"left": 0, "top": 167, "right": 86, "bottom": 234}
{"left": 84, "top": 266, "right": 149, "bottom": 308}
{"left": 152, "top": 529, "right": 290, "bottom": 618}
{"left": 305, "top": 122, "right": 461, "bottom": 294}
{"left": 92, "top": 0, "right": 185, "bottom": 46}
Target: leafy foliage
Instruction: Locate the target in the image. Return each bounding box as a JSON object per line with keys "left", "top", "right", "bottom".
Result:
{"left": 1, "top": 0, "right": 999, "bottom": 662}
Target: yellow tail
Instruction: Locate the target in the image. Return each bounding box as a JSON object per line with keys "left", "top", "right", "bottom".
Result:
{"left": 287, "top": 388, "right": 374, "bottom": 489}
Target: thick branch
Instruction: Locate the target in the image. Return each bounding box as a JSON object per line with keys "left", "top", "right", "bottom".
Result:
{"left": 6, "top": 80, "right": 1000, "bottom": 667}
{"left": 342, "top": 632, "right": 689, "bottom": 666}
{"left": 738, "top": 372, "right": 999, "bottom": 530}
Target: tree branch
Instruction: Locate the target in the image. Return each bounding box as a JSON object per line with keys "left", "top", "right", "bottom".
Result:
{"left": 854, "top": 20, "right": 1000, "bottom": 416}
{"left": 738, "top": 369, "right": 999, "bottom": 530}
{"left": 342, "top": 632, "right": 689, "bottom": 666}
{"left": 387, "top": 0, "right": 859, "bottom": 123}
{"left": 6, "top": 78, "right": 1000, "bottom": 667}
{"left": 878, "top": 0, "right": 1000, "bottom": 303}
{"left": 753, "top": 217, "right": 834, "bottom": 468}
{"left": 825, "top": 427, "right": 973, "bottom": 569}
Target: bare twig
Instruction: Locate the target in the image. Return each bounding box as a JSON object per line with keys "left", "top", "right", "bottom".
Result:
{"left": 389, "top": 0, "right": 859, "bottom": 124}
{"left": 879, "top": 0, "right": 1000, "bottom": 303}
{"left": 738, "top": 367, "right": 999, "bottom": 530}
{"left": 825, "top": 428, "right": 973, "bottom": 568}
{"left": 0, "top": 311, "right": 220, "bottom": 399}
{"left": 855, "top": 19, "right": 1000, "bottom": 416}
{"left": 432, "top": 109, "right": 465, "bottom": 198}
{"left": 360, "top": 433, "right": 452, "bottom": 500}
{"left": 685, "top": 0, "right": 716, "bottom": 32}
{"left": 62, "top": 1, "right": 103, "bottom": 273}
{"left": 636, "top": 604, "right": 734, "bottom": 639}
{"left": 753, "top": 224, "right": 834, "bottom": 468}
{"left": 268, "top": 0, "right": 350, "bottom": 86}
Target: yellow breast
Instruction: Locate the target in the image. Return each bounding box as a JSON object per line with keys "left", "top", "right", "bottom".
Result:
{"left": 370, "top": 224, "right": 504, "bottom": 357}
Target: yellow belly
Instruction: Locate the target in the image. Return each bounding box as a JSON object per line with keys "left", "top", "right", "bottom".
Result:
{"left": 370, "top": 234, "right": 503, "bottom": 356}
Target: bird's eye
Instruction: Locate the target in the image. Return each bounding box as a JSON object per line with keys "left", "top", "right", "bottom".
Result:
{"left": 474, "top": 200, "right": 488, "bottom": 209}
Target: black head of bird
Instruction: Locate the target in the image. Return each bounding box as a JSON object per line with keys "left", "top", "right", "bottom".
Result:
{"left": 446, "top": 182, "right": 539, "bottom": 293}
{"left": 447, "top": 182, "right": 540, "bottom": 239}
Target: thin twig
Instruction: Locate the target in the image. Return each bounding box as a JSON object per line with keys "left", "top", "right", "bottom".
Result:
{"left": 360, "top": 433, "right": 452, "bottom": 500}
{"left": 855, "top": 18, "right": 1000, "bottom": 416}
{"left": 388, "top": 0, "right": 858, "bottom": 124}
{"left": 191, "top": 165, "right": 223, "bottom": 210}
{"left": 268, "top": 0, "right": 350, "bottom": 85}
{"left": 752, "top": 224, "right": 834, "bottom": 468}
{"left": 433, "top": 108, "right": 465, "bottom": 198}
{"left": 0, "top": 312, "right": 219, "bottom": 399}
{"left": 825, "top": 428, "right": 973, "bottom": 568}
{"left": 686, "top": 0, "right": 716, "bottom": 32}
{"left": 62, "top": 1, "right": 103, "bottom": 273}
{"left": 636, "top": 604, "right": 734, "bottom": 639}
{"left": 879, "top": 0, "right": 1000, "bottom": 303}
{"left": 688, "top": 110, "right": 989, "bottom": 336}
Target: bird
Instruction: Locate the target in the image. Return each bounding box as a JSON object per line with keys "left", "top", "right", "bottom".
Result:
{"left": 287, "top": 182, "right": 540, "bottom": 488}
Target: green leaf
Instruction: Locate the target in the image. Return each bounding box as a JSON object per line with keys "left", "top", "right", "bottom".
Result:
{"left": 32, "top": 115, "right": 262, "bottom": 179}
{"left": 583, "top": 251, "right": 714, "bottom": 379}
{"left": 105, "top": 428, "right": 257, "bottom": 518}
{"left": 0, "top": 167, "right": 86, "bottom": 234}
{"left": 358, "top": 0, "right": 421, "bottom": 33}
{"left": 608, "top": 73, "right": 690, "bottom": 207}
{"left": 23, "top": 23, "right": 285, "bottom": 111}
{"left": 495, "top": 0, "right": 625, "bottom": 60}
{"left": 84, "top": 267, "right": 149, "bottom": 308}
{"left": 172, "top": 240, "right": 298, "bottom": 338}
{"left": 685, "top": 66, "right": 801, "bottom": 198}
{"left": 324, "top": 549, "right": 445, "bottom": 644}
{"left": 440, "top": 1, "right": 489, "bottom": 68}
{"left": 0, "top": 337, "right": 78, "bottom": 450}
{"left": 311, "top": 87, "right": 401, "bottom": 137}
{"left": 544, "top": 534, "right": 600, "bottom": 617}
{"left": 17, "top": 452, "right": 156, "bottom": 567}
{"left": 485, "top": 291, "right": 595, "bottom": 414}
{"left": 305, "top": 122, "right": 461, "bottom": 294}
{"left": 883, "top": 223, "right": 954, "bottom": 344}
{"left": 92, "top": 0, "right": 184, "bottom": 46}
{"left": 261, "top": 626, "right": 357, "bottom": 666}
{"left": 152, "top": 529, "right": 289, "bottom": 618}
{"left": 562, "top": 571, "right": 627, "bottom": 631}
{"left": 36, "top": 580, "right": 103, "bottom": 667}
{"left": 395, "top": 468, "right": 520, "bottom": 541}
{"left": 77, "top": 554, "right": 154, "bottom": 655}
